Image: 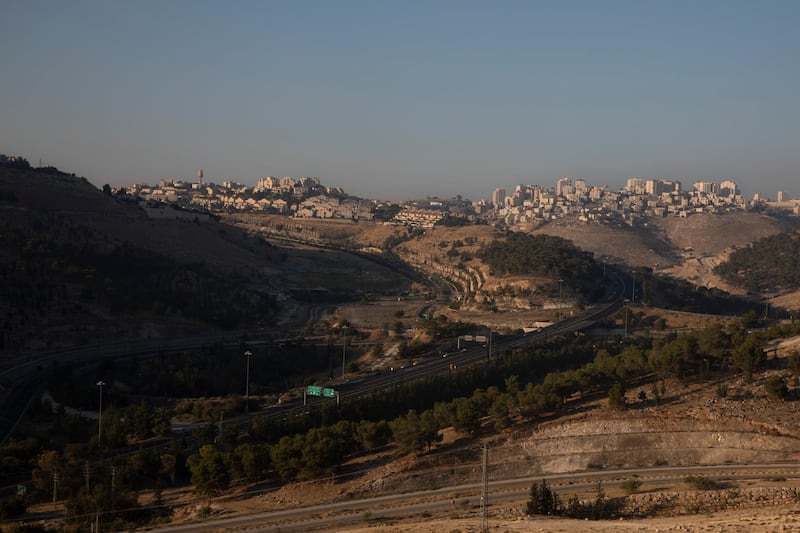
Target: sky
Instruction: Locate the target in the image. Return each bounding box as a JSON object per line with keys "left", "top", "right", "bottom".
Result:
{"left": 1, "top": 1, "right": 799, "bottom": 202}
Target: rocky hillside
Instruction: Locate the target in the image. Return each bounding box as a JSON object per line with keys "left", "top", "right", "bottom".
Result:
{"left": 233, "top": 210, "right": 800, "bottom": 320}
{"left": 229, "top": 334, "right": 800, "bottom": 533}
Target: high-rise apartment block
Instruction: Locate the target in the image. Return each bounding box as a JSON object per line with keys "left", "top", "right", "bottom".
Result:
{"left": 626, "top": 178, "right": 645, "bottom": 194}
{"left": 718, "top": 180, "right": 739, "bottom": 197}
{"left": 492, "top": 188, "right": 506, "bottom": 208}
{"left": 556, "top": 177, "right": 572, "bottom": 198}
{"left": 693, "top": 181, "right": 716, "bottom": 194}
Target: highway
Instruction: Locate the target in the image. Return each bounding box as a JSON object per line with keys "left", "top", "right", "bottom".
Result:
{"left": 281, "top": 266, "right": 628, "bottom": 419}
{"left": 0, "top": 264, "right": 629, "bottom": 443}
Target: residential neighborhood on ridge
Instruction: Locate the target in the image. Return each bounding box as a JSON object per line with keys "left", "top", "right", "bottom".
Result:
{"left": 2, "top": 153, "right": 799, "bottom": 227}
{"left": 115, "top": 166, "right": 800, "bottom": 228}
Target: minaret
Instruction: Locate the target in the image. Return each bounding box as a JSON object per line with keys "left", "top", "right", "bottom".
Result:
{"left": 198, "top": 169, "right": 204, "bottom": 185}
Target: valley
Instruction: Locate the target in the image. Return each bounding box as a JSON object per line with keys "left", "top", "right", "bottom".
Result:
{"left": 2, "top": 165, "right": 800, "bottom": 533}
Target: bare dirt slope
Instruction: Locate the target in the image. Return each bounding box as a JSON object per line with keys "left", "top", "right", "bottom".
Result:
{"left": 653, "top": 213, "right": 793, "bottom": 295}
{"left": 223, "top": 213, "right": 403, "bottom": 249}
{"left": 520, "top": 218, "right": 677, "bottom": 269}
{"left": 341, "top": 506, "right": 800, "bottom": 533}
{"left": 771, "top": 289, "right": 800, "bottom": 312}
{"left": 652, "top": 212, "right": 789, "bottom": 257}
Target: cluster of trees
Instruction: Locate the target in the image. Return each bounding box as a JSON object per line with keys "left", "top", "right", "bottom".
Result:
{"left": 478, "top": 232, "right": 605, "bottom": 301}
{"left": 24, "top": 445, "right": 187, "bottom": 531}
{"left": 0, "top": 155, "right": 31, "bottom": 169}
{"left": 527, "top": 479, "right": 615, "bottom": 520}
{"left": 372, "top": 204, "right": 402, "bottom": 222}
{"left": 382, "top": 227, "right": 425, "bottom": 250}
{"left": 113, "top": 341, "right": 334, "bottom": 399}
{"left": 436, "top": 215, "right": 472, "bottom": 227}
{"left": 634, "top": 268, "right": 765, "bottom": 316}
{"left": 95, "top": 403, "right": 171, "bottom": 448}
{"left": 715, "top": 230, "right": 800, "bottom": 294}
{"left": 185, "top": 419, "right": 393, "bottom": 494}
{"left": 421, "top": 317, "right": 478, "bottom": 341}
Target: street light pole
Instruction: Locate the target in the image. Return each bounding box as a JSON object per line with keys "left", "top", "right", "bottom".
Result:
{"left": 624, "top": 299, "right": 630, "bottom": 338}
{"left": 558, "top": 279, "right": 564, "bottom": 320}
{"left": 243, "top": 350, "right": 253, "bottom": 413}
{"left": 96, "top": 381, "right": 105, "bottom": 444}
{"left": 342, "top": 327, "right": 348, "bottom": 378}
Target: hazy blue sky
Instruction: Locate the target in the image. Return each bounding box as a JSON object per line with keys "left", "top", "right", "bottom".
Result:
{"left": 2, "top": 1, "right": 798, "bottom": 201}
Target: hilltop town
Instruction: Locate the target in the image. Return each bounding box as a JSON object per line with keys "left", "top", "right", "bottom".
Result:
{"left": 113, "top": 166, "right": 799, "bottom": 228}
{"left": 7, "top": 153, "right": 795, "bottom": 227}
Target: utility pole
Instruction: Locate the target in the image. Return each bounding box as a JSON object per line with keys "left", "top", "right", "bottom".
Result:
{"left": 52, "top": 470, "right": 59, "bottom": 503}
{"left": 83, "top": 461, "right": 91, "bottom": 493}
{"left": 480, "top": 444, "right": 489, "bottom": 532}
{"left": 243, "top": 350, "right": 253, "bottom": 413}
{"left": 452, "top": 457, "right": 457, "bottom": 507}
{"left": 96, "top": 381, "right": 105, "bottom": 444}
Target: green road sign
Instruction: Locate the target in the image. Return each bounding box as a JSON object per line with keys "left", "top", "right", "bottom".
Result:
{"left": 322, "top": 388, "right": 336, "bottom": 398}
{"left": 307, "top": 386, "right": 322, "bottom": 396}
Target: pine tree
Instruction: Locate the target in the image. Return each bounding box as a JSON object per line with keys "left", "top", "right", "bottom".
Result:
{"left": 526, "top": 479, "right": 560, "bottom": 515}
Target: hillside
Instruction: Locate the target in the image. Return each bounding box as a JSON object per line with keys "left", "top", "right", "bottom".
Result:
{"left": 521, "top": 212, "right": 789, "bottom": 271}
{"left": 229, "top": 210, "right": 796, "bottom": 325}
{"left": 714, "top": 229, "right": 800, "bottom": 294}
{"left": 515, "top": 212, "right": 795, "bottom": 306}
{"left": 142, "top": 331, "right": 800, "bottom": 533}
{"left": 519, "top": 218, "right": 677, "bottom": 269}
{"left": 0, "top": 167, "right": 412, "bottom": 352}
{"left": 0, "top": 167, "right": 282, "bottom": 273}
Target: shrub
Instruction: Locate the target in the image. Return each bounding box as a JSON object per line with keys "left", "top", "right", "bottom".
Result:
{"left": 608, "top": 382, "right": 626, "bottom": 409}
{"left": 684, "top": 475, "right": 718, "bottom": 490}
{"left": 764, "top": 375, "right": 788, "bottom": 400}
{"left": 620, "top": 478, "right": 642, "bottom": 494}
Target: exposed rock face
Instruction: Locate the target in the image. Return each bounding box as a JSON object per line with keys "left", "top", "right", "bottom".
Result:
{"left": 512, "top": 414, "right": 800, "bottom": 475}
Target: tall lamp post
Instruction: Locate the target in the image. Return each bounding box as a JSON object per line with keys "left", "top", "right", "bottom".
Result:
{"left": 243, "top": 350, "right": 253, "bottom": 413}
{"left": 96, "top": 381, "right": 105, "bottom": 444}
{"left": 342, "top": 326, "right": 349, "bottom": 378}
{"left": 624, "top": 299, "right": 630, "bottom": 338}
